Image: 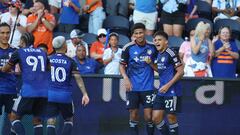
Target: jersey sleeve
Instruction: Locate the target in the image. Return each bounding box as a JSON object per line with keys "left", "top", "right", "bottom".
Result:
{"left": 70, "top": 58, "right": 78, "bottom": 72}
{"left": 120, "top": 46, "right": 130, "bottom": 65}
{"left": 168, "top": 48, "right": 182, "bottom": 68}
{"left": 8, "top": 50, "right": 20, "bottom": 66}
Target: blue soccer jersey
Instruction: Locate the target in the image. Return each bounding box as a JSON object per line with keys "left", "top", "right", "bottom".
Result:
{"left": 120, "top": 41, "right": 157, "bottom": 91}
{"left": 73, "top": 56, "right": 99, "bottom": 74}
{"left": 156, "top": 48, "right": 182, "bottom": 96}
{"left": 8, "top": 47, "right": 49, "bottom": 97}
{"left": 0, "top": 47, "right": 17, "bottom": 94}
{"left": 49, "top": 53, "right": 77, "bottom": 103}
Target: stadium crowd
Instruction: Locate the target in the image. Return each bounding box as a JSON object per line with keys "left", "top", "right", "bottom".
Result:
{"left": 0, "top": 0, "right": 239, "bottom": 77}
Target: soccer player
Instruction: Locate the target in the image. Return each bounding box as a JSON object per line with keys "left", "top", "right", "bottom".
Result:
{"left": 0, "top": 32, "right": 49, "bottom": 135}
{"left": 47, "top": 36, "right": 89, "bottom": 135}
{"left": 150, "top": 31, "right": 184, "bottom": 135}
{"left": 0, "top": 23, "right": 17, "bottom": 134}
{"left": 119, "top": 23, "right": 157, "bottom": 135}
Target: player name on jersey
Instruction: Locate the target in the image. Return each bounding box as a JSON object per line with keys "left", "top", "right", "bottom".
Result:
{"left": 23, "top": 48, "right": 42, "bottom": 53}
{"left": 50, "top": 59, "right": 67, "bottom": 64}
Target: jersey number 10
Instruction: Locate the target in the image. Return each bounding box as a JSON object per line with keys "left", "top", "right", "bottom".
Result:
{"left": 51, "top": 66, "right": 66, "bottom": 82}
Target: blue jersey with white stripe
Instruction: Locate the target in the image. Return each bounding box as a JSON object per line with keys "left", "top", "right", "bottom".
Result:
{"left": 8, "top": 47, "right": 49, "bottom": 97}
{"left": 156, "top": 48, "right": 182, "bottom": 96}
{"left": 0, "top": 47, "right": 17, "bottom": 94}
{"left": 48, "top": 53, "right": 77, "bottom": 103}
{"left": 120, "top": 41, "right": 157, "bottom": 91}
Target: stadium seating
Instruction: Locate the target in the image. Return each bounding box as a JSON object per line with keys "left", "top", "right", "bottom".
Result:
{"left": 53, "top": 32, "right": 70, "bottom": 39}
{"left": 103, "top": 15, "right": 130, "bottom": 36}
{"left": 145, "top": 35, "right": 153, "bottom": 42}
{"left": 168, "top": 36, "right": 184, "bottom": 50}
{"left": 82, "top": 33, "right": 97, "bottom": 46}
{"left": 118, "top": 34, "right": 130, "bottom": 48}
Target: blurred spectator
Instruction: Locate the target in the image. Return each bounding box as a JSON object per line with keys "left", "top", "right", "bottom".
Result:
{"left": 0, "top": 0, "right": 9, "bottom": 14}
{"left": 211, "top": 26, "right": 239, "bottom": 78}
{"left": 83, "top": 0, "right": 106, "bottom": 35}
{"left": 49, "top": 0, "right": 61, "bottom": 14}
{"left": 186, "top": 0, "right": 212, "bottom": 22}
{"left": 106, "top": 0, "right": 128, "bottom": 17}
{"left": 66, "top": 29, "right": 89, "bottom": 58}
{"left": 184, "top": 21, "right": 214, "bottom": 77}
{"left": 74, "top": 45, "right": 99, "bottom": 74}
{"left": 0, "top": 0, "right": 27, "bottom": 48}
{"left": 22, "top": 0, "right": 49, "bottom": 16}
{"left": 179, "top": 29, "right": 195, "bottom": 64}
{"left": 128, "top": 0, "right": 135, "bottom": 21}
{"left": 58, "top": 0, "right": 81, "bottom": 33}
{"left": 103, "top": 32, "right": 122, "bottom": 75}
{"left": 132, "top": 0, "right": 158, "bottom": 35}
{"left": 90, "top": 28, "right": 107, "bottom": 65}
{"left": 185, "top": 0, "right": 198, "bottom": 22}
{"left": 212, "top": 0, "right": 240, "bottom": 22}
{"left": 160, "top": 0, "right": 188, "bottom": 37}
{"left": 26, "top": 0, "right": 56, "bottom": 54}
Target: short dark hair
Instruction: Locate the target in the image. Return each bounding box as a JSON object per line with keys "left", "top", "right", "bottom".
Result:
{"left": 131, "top": 23, "right": 145, "bottom": 34}
{"left": 35, "top": 0, "right": 50, "bottom": 10}
{"left": 109, "top": 32, "right": 119, "bottom": 40}
{"left": 38, "top": 43, "right": 48, "bottom": 50}
{"left": 153, "top": 31, "right": 168, "bottom": 40}
{"left": 0, "top": 23, "right": 11, "bottom": 30}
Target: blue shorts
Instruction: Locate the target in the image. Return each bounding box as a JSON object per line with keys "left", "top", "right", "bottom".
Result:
{"left": 126, "top": 90, "right": 155, "bottom": 109}
{"left": 12, "top": 96, "right": 48, "bottom": 117}
{"left": 0, "top": 94, "right": 17, "bottom": 115}
{"left": 153, "top": 95, "right": 181, "bottom": 114}
{"left": 47, "top": 102, "right": 74, "bottom": 120}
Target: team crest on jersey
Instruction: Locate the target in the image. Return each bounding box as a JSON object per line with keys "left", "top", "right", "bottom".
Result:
{"left": 8, "top": 52, "right": 12, "bottom": 58}
{"left": 147, "top": 49, "right": 152, "bottom": 55}
{"left": 161, "top": 57, "right": 165, "bottom": 62}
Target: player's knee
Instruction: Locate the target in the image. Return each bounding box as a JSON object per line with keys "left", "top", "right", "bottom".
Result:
{"left": 9, "top": 112, "right": 20, "bottom": 122}
{"left": 144, "top": 113, "right": 152, "bottom": 122}
{"left": 32, "top": 117, "right": 42, "bottom": 125}
{"left": 152, "top": 115, "right": 160, "bottom": 124}
{"left": 129, "top": 110, "right": 139, "bottom": 120}
{"left": 167, "top": 114, "right": 177, "bottom": 124}
{"left": 47, "top": 118, "right": 56, "bottom": 126}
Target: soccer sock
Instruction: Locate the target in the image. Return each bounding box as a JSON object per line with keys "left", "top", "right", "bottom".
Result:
{"left": 34, "top": 124, "right": 43, "bottom": 135}
{"left": 61, "top": 121, "right": 73, "bottom": 135}
{"left": 10, "top": 128, "right": 16, "bottom": 135}
{"left": 146, "top": 121, "right": 154, "bottom": 135}
{"left": 47, "top": 125, "right": 56, "bottom": 135}
{"left": 156, "top": 120, "right": 169, "bottom": 135}
{"left": 169, "top": 123, "right": 179, "bottom": 135}
{"left": 129, "top": 120, "right": 138, "bottom": 135}
{"left": 11, "top": 120, "right": 25, "bottom": 135}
